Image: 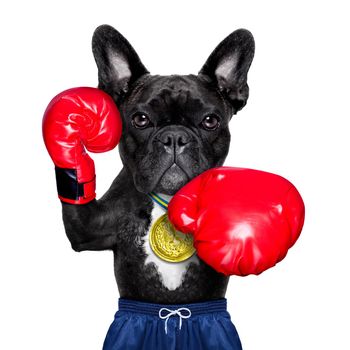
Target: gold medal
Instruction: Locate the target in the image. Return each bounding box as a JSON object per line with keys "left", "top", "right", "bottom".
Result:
{"left": 150, "top": 213, "right": 196, "bottom": 262}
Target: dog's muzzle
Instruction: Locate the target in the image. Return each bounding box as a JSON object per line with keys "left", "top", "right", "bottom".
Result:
{"left": 155, "top": 126, "right": 193, "bottom": 159}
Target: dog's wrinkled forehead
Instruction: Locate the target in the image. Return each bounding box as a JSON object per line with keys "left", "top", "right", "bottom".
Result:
{"left": 125, "top": 74, "right": 227, "bottom": 122}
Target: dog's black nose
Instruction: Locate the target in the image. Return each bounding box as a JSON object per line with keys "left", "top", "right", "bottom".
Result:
{"left": 157, "top": 128, "right": 191, "bottom": 155}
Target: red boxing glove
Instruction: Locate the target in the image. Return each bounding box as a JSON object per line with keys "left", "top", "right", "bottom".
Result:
{"left": 43, "top": 87, "right": 122, "bottom": 204}
{"left": 168, "top": 167, "right": 305, "bottom": 276}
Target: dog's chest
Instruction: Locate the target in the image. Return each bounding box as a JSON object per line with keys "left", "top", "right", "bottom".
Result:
{"left": 142, "top": 197, "right": 199, "bottom": 291}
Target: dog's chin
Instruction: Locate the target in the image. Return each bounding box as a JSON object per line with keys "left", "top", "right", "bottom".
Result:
{"left": 154, "top": 164, "right": 189, "bottom": 195}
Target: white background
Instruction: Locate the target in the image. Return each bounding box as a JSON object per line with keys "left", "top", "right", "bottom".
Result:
{"left": 1, "top": 0, "right": 349, "bottom": 349}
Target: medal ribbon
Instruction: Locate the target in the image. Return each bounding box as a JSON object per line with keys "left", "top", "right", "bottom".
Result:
{"left": 149, "top": 192, "right": 169, "bottom": 210}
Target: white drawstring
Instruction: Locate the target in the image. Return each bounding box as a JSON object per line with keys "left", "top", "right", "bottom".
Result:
{"left": 158, "top": 307, "right": 192, "bottom": 334}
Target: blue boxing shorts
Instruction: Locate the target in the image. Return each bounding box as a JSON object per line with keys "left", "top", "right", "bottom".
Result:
{"left": 103, "top": 298, "right": 242, "bottom": 350}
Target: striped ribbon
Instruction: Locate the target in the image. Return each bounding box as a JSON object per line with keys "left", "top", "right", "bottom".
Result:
{"left": 148, "top": 192, "right": 169, "bottom": 210}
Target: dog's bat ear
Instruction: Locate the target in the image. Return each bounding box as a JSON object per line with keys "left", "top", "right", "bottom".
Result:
{"left": 92, "top": 25, "right": 149, "bottom": 104}
{"left": 199, "top": 29, "right": 255, "bottom": 114}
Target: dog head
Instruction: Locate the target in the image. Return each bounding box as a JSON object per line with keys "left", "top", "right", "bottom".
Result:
{"left": 92, "top": 25, "right": 254, "bottom": 195}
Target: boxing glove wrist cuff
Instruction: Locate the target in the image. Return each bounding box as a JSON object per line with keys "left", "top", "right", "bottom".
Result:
{"left": 55, "top": 167, "right": 96, "bottom": 205}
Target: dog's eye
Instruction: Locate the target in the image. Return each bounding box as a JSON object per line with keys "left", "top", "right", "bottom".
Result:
{"left": 132, "top": 113, "right": 150, "bottom": 129}
{"left": 201, "top": 115, "right": 220, "bottom": 131}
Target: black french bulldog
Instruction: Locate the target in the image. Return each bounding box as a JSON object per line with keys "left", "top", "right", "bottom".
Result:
{"left": 62, "top": 25, "right": 255, "bottom": 303}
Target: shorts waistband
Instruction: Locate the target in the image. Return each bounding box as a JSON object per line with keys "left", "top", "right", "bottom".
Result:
{"left": 118, "top": 298, "right": 227, "bottom": 316}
